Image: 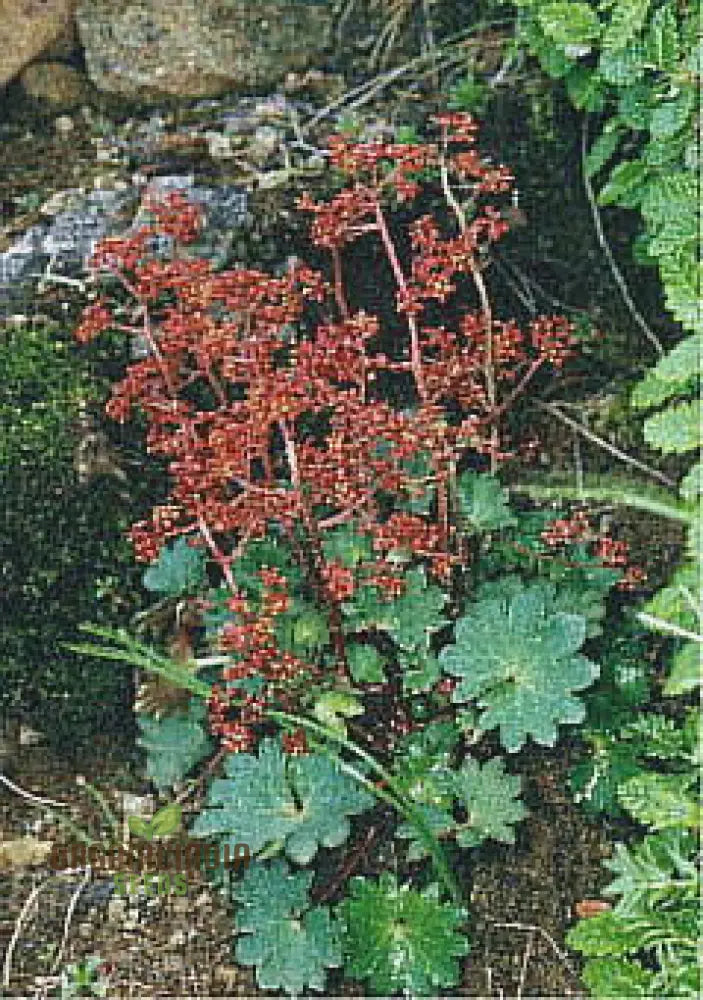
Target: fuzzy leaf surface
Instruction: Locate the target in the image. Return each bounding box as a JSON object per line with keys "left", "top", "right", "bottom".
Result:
{"left": 137, "top": 700, "right": 213, "bottom": 792}
{"left": 452, "top": 757, "right": 527, "bottom": 848}
{"left": 321, "top": 523, "right": 373, "bottom": 568}
{"left": 456, "top": 471, "right": 516, "bottom": 532}
{"left": 393, "top": 721, "right": 460, "bottom": 859}
{"left": 191, "top": 738, "right": 374, "bottom": 863}
{"left": 233, "top": 858, "right": 341, "bottom": 996}
{"left": 142, "top": 536, "right": 206, "bottom": 596}
{"left": 339, "top": 874, "right": 468, "bottom": 996}
{"left": 439, "top": 578, "right": 599, "bottom": 751}
{"left": 384, "top": 567, "right": 447, "bottom": 650}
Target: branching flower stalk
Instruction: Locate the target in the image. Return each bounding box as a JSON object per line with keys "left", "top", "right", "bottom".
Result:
{"left": 74, "top": 112, "right": 581, "bottom": 775}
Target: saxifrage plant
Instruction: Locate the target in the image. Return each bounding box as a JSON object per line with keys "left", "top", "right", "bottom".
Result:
{"left": 68, "top": 113, "right": 645, "bottom": 995}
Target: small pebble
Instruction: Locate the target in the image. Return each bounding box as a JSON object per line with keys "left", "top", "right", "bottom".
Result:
{"left": 205, "top": 131, "right": 234, "bottom": 159}
{"left": 54, "top": 116, "right": 74, "bottom": 135}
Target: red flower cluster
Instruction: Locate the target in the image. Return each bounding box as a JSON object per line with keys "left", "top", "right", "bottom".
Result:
{"left": 281, "top": 727, "right": 309, "bottom": 755}
{"left": 594, "top": 535, "right": 647, "bottom": 589}
{"left": 321, "top": 560, "right": 356, "bottom": 602}
{"left": 541, "top": 510, "right": 591, "bottom": 547}
{"left": 74, "top": 299, "right": 113, "bottom": 344}
{"left": 75, "top": 115, "right": 583, "bottom": 752}
{"left": 529, "top": 316, "right": 578, "bottom": 369}
{"left": 140, "top": 189, "right": 204, "bottom": 243}
{"left": 541, "top": 512, "right": 646, "bottom": 590}
{"left": 205, "top": 570, "right": 319, "bottom": 750}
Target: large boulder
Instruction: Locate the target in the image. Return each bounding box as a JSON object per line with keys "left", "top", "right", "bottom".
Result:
{"left": 18, "top": 59, "right": 91, "bottom": 109}
{"left": 0, "top": 0, "right": 77, "bottom": 89}
{"left": 76, "top": 0, "right": 333, "bottom": 101}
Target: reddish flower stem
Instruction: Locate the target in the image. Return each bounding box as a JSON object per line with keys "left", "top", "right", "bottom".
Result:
{"left": 372, "top": 201, "right": 428, "bottom": 404}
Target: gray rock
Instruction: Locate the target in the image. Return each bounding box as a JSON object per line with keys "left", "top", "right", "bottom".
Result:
{"left": 0, "top": 0, "right": 77, "bottom": 90}
{"left": 76, "top": 0, "right": 333, "bottom": 101}
{"left": 0, "top": 177, "right": 249, "bottom": 317}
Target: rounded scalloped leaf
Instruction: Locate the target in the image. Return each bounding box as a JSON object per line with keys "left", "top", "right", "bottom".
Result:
{"left": 233, "top": 859, "right": 341, "bottom": 996}
{"left": 453, "top": 756, "right": 527, "bottom": 848}
{"left": 142, "top": 536, "right": 206, "bottom": 595}
{"left": 438, "top": 578, "right": 599, "bottom": 752}
{"left": 339, "top": 874, "right": 468, "bottom": 996}
{"left": 191, "top": 738, "right": 374, "bottom": 864}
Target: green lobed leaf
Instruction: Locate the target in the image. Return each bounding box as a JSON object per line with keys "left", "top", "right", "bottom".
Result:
{"left": 233, "top": 858, "right": 341, "bottom": 996}
{"left": 537, "top": 2, "right": 601, "bottom": 47}
{"left": 384, "top": 567, "right": 448, "bottom": 651}
{"left": 639, "top": 170, "right": 698, "bottom": 228}
{"left": 664, "top": 641, "right": 701, "bottom": 696}
{"left": 456, "top": 471, "right": 517, "bottom": 532}
{"left": 616, "top": 84, "right": 653, "bottom": 129}
{"left": 191, "top": 738, "right": 374, "bottom": 864}
{"left": 565, "top": 66, "right": 606, "bottom": 111}
{"left": 643, "top": 561, "right": 700, "bottom": 632}
{"left": 621, "top": 711, "right": 699, "bottom": 762}
{"left": 439, "top": 578, "right": 599, "bottom": 752}
{"left": 617, "top": 771, "right": 699, "bottom": 829}
{"left": 648, "top": 334, "right": 702, "bottom": 383}
{"left": 321, "top": 523, "right": 373, "bottom": 568}
{"left": 231, "top": 535, "right": 302, "bottom": 600}
{"left": 630, "top": 370, "right": 698, "bottom": 410}
{"left": 643, "top": 398, "right": 701, "bottom": 453}
{"left": 136, "top": 699, "right": 213, "bottom": 792}
{"left": 275, "top": 605, "right": 330, "bottom": 657}
{"left": 399, "top": 647, "right": 442, "bottom": 693}
{"left": 678, "top": 462, "right": 702, "bottom": 502}
{"left": 649, "top": 87, "right": 696, "bottom": 139}
{"left": 602, "top": 829, "right": 699, "bottom": 916}
{"left": 142, "top": 536, "right": 207, "bottom": 596}
{"left": 476, "top": 558, "right": 615, "bottom": 639}
{"left": 598, "top": 43, "right": 647, "bottom": 84}
{"left": 393, "top": 721, "right": 460, "bottom": 859}
{"left": 452, "top": 756, "right": 527, "bottom": 848}
{"left": 396, "top": 802, "right": 455, "bottom": 861}
{"left": 643, "top": 132, "right": 689, "bottom": 167}
{"left": 645, "top": 3, "right": 680, "bottom": 71}
{"left": 570, "top": 822, "right": 700, "bottom": 996}
{"left": 579, "top": 958, "right": 656, "bottom": 998}
{"left": 566, "top": 910, "right": 651, "bottom": 958}
{"left": 598, "top": 160, "right": 651, "bottom": 207}
{"left": 339, "top": 874, "right": 469, "bottom": 996}
{"left": 585, "top": 127, "right": 625, "bottom": 178}
{"left": 602, "top": 0, "right": 652, "bottom": 51}
{"left": 346, "top": 643, "right": 385, "bottom": 683}
{"left": 341, "top": 581, "right": 395, "bottom": 632}
{"left": 570, "top": 737, "right": 643, "bottom": 816}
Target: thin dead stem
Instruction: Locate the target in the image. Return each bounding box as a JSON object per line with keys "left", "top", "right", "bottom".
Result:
{"left": 0, "top": 773, "right": 69, "bottom": 809}
{"left": 3, "top": 877, "right": 53, "bottom": 987}
{"left": 50, "top": 868, "right": 93, "bottom": 974}
{"left": 581, "top": 119, "right": 663, "bottom": 357}
{"left": 536, "top": 400, "right": 675, "bottom": 487}
{"left": 491, "top": 919, "right": 583, "bottom": 989}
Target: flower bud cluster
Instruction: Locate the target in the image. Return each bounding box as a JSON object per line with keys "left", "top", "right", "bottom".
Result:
{"left": 75, "top": 114, "right": 583, "bottom": 752}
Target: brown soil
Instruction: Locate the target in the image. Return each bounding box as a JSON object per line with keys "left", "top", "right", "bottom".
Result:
{"left": 0, "top": 731, "right": 612, "bottom": 998}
